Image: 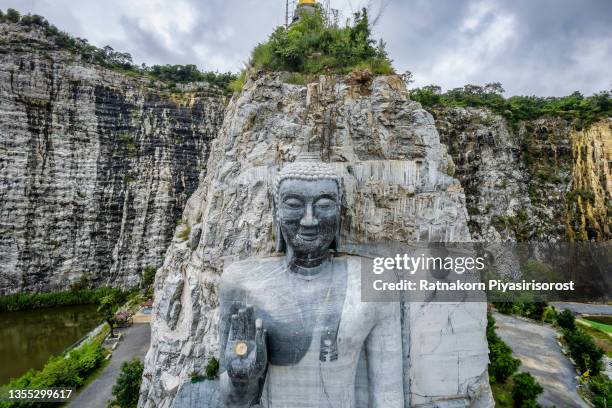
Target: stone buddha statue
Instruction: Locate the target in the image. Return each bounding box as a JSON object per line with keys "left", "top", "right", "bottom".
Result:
{"left": 218, "top": 153, "right": 404, "bottom": 407}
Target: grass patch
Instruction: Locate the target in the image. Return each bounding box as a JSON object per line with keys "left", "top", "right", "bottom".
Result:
{"left": 177, "top": 225, "right": 191, "bottom": 241}
{"left": 582, "top": 319, "right": 612, "bottom": 334}
{"left": 491, "top": 377, "right": 514, "bottom": 408}
{"left": 583, "top": 315, "right": 612, "bottom": 326}
{"left": 577, "top": 320, "right": 612, "bottom": 357}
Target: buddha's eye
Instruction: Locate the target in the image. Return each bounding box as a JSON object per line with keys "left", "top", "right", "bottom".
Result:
{"left": 315, "top": 198, "right": 335, "bottom": 208}
{"left": 283, "top": 198, "right": 303, "bottom": 208}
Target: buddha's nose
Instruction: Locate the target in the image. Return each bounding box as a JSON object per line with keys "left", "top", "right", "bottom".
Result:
{"left": 300, "top": 204, "right": 319, "bottom": 227}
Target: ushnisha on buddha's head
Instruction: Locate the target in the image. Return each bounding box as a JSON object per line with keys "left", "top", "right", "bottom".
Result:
{"left": 273, "top": 152, "right": 342, "bottom": 267}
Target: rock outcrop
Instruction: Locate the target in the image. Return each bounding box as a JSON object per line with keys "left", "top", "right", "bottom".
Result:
{"left": 434, "top": 107, "right": 611, "bottom": 242}
{"left": 140, "top": 73, "right": 491, "bottom": 407}
{"left": 0, "top": 23, "right": 225, "bottom": 294}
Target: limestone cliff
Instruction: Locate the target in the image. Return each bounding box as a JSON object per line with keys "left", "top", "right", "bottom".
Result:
{"left": 0, "top": 23, "right": 225, "bottom": 294}
{"left": 140, "top": 72, "right": 491, "bottom": 407}
{"left": 433, "top": 107, "right": 611, "bottom": 242}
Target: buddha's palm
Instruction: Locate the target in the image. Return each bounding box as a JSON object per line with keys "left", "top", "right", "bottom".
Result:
{"left": 225, "top": 305, "right": 267, "bottom": 383}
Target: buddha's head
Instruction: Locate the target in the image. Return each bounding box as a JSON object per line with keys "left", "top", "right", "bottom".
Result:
{"left": 273, "top": 152, "right": 341, "bottom": 266}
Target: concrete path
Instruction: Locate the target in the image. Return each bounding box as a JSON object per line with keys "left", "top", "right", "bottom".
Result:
{"left": 68, "top": 323, "right": 151, "bottom": 408}
{"left": 493, "top": 312, "right": 588, "bottom": 408}
{"left": 551, "top": 302, "right": 612, "bottom": 316}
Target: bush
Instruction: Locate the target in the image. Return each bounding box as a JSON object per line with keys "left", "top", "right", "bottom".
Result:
{"left": 410, "top": 83, "right": 612, "bottom": 129}
{"left": 177, "top": 225, "right": 191, "bottom": 241}
{"left": 5, "top": 8, "right": 20, "bottom": 23}
{"left": 487, "top": 314, "right": 520, "bottom": 383}
{"left": 142, "top": 266, "right": 156, "bottom": 288}
{"left": 557, "top": 309, "right": 576, "bottom": 330}
{"left": 542, "top": 306, "right": 558, "bottom": 324}
{"left": 588, "top": 375, "right": 612, "bottom": 408}
{"left": 2, "top": 338, "right": 106, "bottom": 407}
{"left": 563, "top": 328, "right": 604, "bottom": 375}
{"left": 489, "top": 341, "right": 521, "bottom": 384}
{"left": 111, "top": 358, "right": 144, "bottom": 408}
{"left": 247, "top": 7, "right": 393, "bottom": 76}
{"left": 512, "top": 372, "right": 543, "bottom": 407}
{"left": 204, "top": 357, "right": 219, "bottom": 380}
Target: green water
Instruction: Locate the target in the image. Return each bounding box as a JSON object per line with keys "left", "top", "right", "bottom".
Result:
{"left": 0, "top": 304, "right": 102, "bottom": 385}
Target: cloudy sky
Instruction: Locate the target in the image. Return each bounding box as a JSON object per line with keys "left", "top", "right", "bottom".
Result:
{"left": 1, "top": 0, "right": 611, "bottom": 96}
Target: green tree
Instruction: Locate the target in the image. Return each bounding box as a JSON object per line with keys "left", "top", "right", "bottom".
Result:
{"left": 6, "top": 8, "right": 20, "bottom": 23}
{"left": 589, "top": 374, "right": 612, "bottom": 408}
{"left": 489, "top": 341, "right": 521, "bottom": 383}
{"left": 564, "top": 328, "right": 604, "bottom": 375}
{"left": 111, "top": 358, "right": 144, "bottom": 408}
{"left": 142, "top": 266, "right": 156, "bottom": 288}
{"left": 512, "top": 372, "right": 543, "bottom": 407}
{"left": 98, "top": 293, "right": 118, "bottom": 337}
{"left": 557, "top": 309, "right": 576, "bottom": 330}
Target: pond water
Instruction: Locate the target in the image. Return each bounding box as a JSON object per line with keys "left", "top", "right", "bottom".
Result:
{"left": 0, "top": 304, "right": 102, "bottom": 385}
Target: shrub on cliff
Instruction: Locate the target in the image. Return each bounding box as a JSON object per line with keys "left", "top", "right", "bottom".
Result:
{"left": 248, "top": 7, "right": 393, "bottom": 76}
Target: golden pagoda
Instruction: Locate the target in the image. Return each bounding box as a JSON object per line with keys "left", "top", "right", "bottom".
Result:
{"left": 293, "top": 0, "right": 317, "bottom": 23}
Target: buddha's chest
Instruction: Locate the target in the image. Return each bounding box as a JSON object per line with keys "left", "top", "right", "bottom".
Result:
{"left": 251, "top": 268, "right": 371, "bottom": 366}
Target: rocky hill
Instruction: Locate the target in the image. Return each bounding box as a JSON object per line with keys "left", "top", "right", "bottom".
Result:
{"left": 0, "top": 22, "right": 225, "bottom": 294}
{"left": 139, "top": 72, "right": 493, "bottom": 407}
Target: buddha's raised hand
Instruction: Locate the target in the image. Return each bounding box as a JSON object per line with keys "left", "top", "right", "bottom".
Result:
{"left": 225, "top": 305, "right": 267, "bottom": 383}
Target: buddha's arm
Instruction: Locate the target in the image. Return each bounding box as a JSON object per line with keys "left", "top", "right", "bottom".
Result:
{"left": 366, "top": 301, "right": 404, "bottom": 407}
{"left": 218, "top": 278, "right": 266, "bottom": 407}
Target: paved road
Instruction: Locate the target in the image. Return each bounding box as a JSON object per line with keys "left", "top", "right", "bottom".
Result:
{"left": 493, "top": 312, "right": 588, "bottom": 408}
{"left": 551, "top": 302, "right": 612, "bottom": 316}
{"left": 68, "top": 323, "right": 151, "bottom": 408}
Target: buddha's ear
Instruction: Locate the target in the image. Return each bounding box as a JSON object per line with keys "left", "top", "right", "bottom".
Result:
{"left": 274, "top": 217, "right": 286, "bottom": 253}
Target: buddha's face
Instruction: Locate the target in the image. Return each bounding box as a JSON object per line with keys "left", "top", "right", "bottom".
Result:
{"left": 278, "top": 178, "right": 339, "bottom": 261}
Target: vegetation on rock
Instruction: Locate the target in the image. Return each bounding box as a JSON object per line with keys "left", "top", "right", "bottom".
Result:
{"left": 0, "top": 287, "right": 125, "bottom": 312}
{"left": 411, "top": 83, "right": 611, "bottom": 129}
{"left": 231, "top": 6, "right": 392, "bottom": 91}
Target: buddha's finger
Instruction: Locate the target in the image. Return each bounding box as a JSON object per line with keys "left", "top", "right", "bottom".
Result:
{"left": 255, "top": 319, "right": 265, "bottom": 346}
{"left": 230, "top": 314, "right": 239, "bottom": 340}
{"left": 245, "top": 305, "right": 254, "bottom": 338}
{"left": 238, "top": 309, "right": 247, "bottom": 339}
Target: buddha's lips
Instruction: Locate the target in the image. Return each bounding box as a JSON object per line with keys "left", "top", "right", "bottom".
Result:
{"left": 298, "top": 230, "right": 318, "bottom": 241}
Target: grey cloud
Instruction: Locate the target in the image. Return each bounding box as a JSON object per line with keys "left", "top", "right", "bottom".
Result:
{"left": 0, "top": 0, "right": 610, "bottom": 95}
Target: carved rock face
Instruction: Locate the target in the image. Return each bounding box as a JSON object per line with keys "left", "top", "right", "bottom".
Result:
{"left": 278, "top": 178, "right": 339, "bottom": 262}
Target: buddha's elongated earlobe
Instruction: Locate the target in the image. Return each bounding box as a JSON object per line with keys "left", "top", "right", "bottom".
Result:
{"left": 275, "top": 218, "right": 286, "bottom": 253}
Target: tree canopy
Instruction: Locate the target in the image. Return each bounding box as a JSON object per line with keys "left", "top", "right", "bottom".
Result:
{"left": 249, "top": 7, "right": 393, "bottom": 75}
